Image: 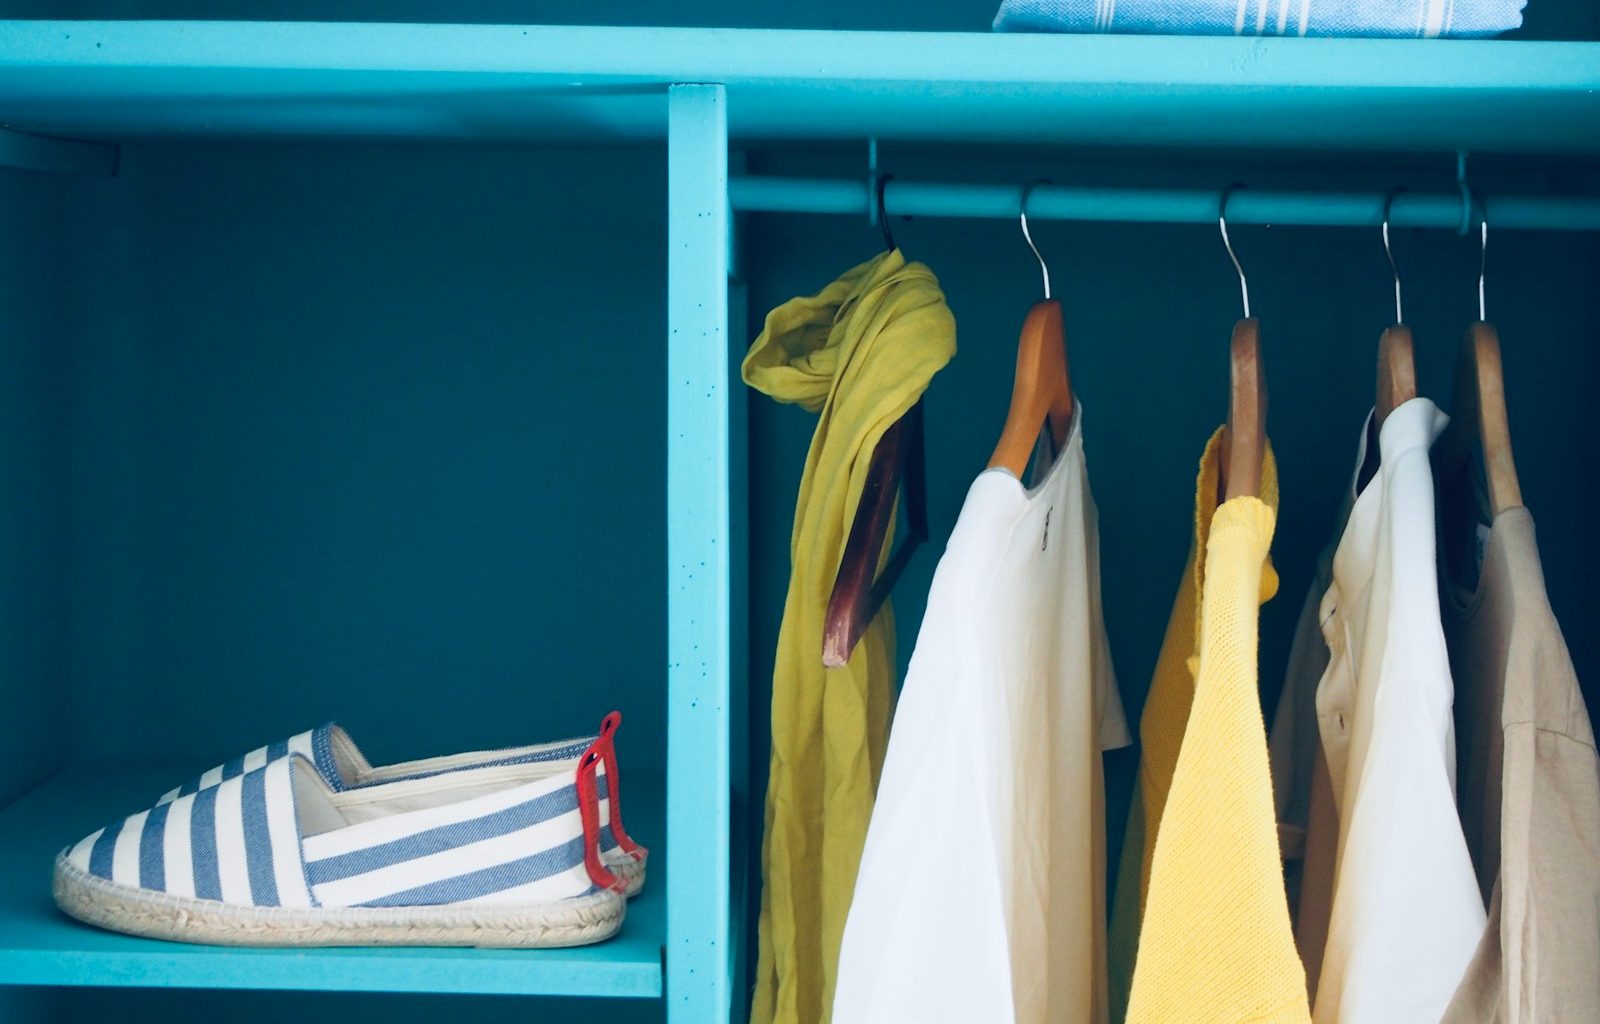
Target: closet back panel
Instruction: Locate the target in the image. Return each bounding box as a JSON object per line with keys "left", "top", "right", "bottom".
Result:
{"left": 0, "top": 168, "right": 68, "bottom": 812}
{"left": 55, "top": 141, "right": 669, "bottom": 776}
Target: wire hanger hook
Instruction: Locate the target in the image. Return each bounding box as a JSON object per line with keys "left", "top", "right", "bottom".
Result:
{"left": 875, "top": 173, "right": 896, "bottom": 253}
{"left": 1382, "top": 186, "right": 1406, "bottom": 323}
{"left": 1477, "top": 195, "right": 1489, "bottom": 322}
{"left": 1219, "top": 184, "right": 1251, "bottom": 319}
{"left": 1020, "top": 180, "right": 1051, "bottom": 300}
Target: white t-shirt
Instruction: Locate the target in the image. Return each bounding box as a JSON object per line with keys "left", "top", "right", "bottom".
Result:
{"left": 1312, "top": 397, "right": 1487, "bottom": 1023}
{"left": 831, "top": 405, "right": 1131, "bottom": 1024}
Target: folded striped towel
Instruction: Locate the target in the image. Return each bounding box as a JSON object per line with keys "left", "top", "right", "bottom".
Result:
{"left": 993, "top": 0, "right": 1525, "bottom": 37}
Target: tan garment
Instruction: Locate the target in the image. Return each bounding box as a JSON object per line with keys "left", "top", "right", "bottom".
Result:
{"left": 1437, "top": 489, "right": 1600, "bottom": 1021}
{"left": 1266, "top": 420, "right": 1363, "bottom": 1000}
{"left": 1267, "top": 531, "right": 1341, "bottom": 1001}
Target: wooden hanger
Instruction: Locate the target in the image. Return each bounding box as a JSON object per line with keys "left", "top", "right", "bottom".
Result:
{"left": 822, "top": 403, "right": 927, "bottom": 667}
{"left": 822, "top": 175, "right": 929, "bottom": 668}
{"left": 1218, "top": 187, "right": 1265, "bottom": 502}
{"left": 1436, "top": 214, "right": 1522, "bottom": 518}
{"left": 1438, "top": 321, "right": 1522, "bottom": 517}
{"left": 1224, "top": 317, "right": 1266, "bottom": 501}
{"left": 989, "top": 183, "right": 1073, "bottom": 477}
{"left": 1376, "top": 324, "right": 1418, "bottom": 428}
{"left": 1375, "top": 190, "right": 1417, "bottom": 429}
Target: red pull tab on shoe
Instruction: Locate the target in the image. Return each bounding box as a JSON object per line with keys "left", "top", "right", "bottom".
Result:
{"left": 597, "top": 711, "right": 645, "bottom": 861}
{"left": 576, "top": 746, "right": 625, "bottom": 894}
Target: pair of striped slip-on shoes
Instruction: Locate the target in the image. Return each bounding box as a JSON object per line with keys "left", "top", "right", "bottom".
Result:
{"left": 53, "top": 713, "right": 648, "bottom": 948}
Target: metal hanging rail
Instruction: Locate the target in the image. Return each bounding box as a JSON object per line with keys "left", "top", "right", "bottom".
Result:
{"left": 729, "top": 176, "right": 1600, "bottom": 231}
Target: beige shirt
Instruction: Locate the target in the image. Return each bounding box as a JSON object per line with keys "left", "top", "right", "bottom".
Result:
{"left": 1437, "top": 471, "right": 1600, "bottom": 1021}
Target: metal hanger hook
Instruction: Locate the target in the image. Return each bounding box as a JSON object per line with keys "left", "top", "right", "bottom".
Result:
{"left": 1382, "top": 186, "right": 1406, "bottom": 323}
{"left": 1219, "top": 184, "right": 1251, "bottom": 319}
{"left": 1020, "top": 179, "right": 1051, "bottom": 300}
{"left": 1478, "top": 195, "right": 1489, "bottom": 322}
{"left": 875, "top": 173, "right": 896, "bottom": 253}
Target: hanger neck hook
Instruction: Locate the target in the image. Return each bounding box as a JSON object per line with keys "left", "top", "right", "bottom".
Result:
{"left": 1020, "top": 180, "right": 1051, "bottom": 300}
{"left": 1382, "top": 186, "right": 1405, "bottom": 324}
{"left": 1477, "top": 195, "right": 1489, "bottom": 322}
{"left": 875, "top": 174, "right": 896, "bottom": 253}
{"left": 1219, "top": 184, "right": 1250, "bottom": 320}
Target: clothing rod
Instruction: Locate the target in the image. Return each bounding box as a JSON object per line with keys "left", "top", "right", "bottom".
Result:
{"left": 728, "top": 177, "right": 1600, "bottom": 231}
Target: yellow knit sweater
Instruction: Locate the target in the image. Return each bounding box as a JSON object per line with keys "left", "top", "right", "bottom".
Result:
{"left": 1111, "top": 429, "right": 1311, "bottom": 1024}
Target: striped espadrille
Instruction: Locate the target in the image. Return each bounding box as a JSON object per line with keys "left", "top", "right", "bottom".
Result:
{"left": 55, "top": 745, "right": 628, "bottom": 948}
{"left": 149, "top": 712, "right": 646, "bottom": 896}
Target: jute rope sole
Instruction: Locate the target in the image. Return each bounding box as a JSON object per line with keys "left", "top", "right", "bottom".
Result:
{"left": 54, "top": 855, "right": 626, "bottom": 948}
{"left": 610, "top": 852, "right": 648, "bottom": 898}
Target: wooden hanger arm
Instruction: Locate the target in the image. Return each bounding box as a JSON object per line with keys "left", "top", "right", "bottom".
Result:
{"left": 822, "top": 401, "right": 928, "bottom": 668}
{"left": 1439, "top": 322, "right": 1522, "bottom": 517}
{"left": 1375, "top": 323, "right": 1417, "bottom": 428}
{"left": 988, "top": 299, "right": 1073, "bottom": 477}
{"left": 1223, "top": 317, "right": 1266, "bottom": 502}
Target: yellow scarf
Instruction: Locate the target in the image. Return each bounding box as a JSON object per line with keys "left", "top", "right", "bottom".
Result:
{"left": 746, "top": 249, "right": 956, "bottom": 1024}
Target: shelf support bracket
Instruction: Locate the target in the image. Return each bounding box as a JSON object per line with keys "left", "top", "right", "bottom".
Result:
{"left": 665, "top": 82, "right": 734, "bottom": 1024}
{"left": 0, "top": 128, "right": 118, "bottom": 176}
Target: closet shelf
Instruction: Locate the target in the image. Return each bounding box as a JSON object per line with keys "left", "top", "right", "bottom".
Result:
{"left": 0, "top": 22, "right": 1598, "bottom": 153}
{"left": 0, "top": 764, "right": 665, "bottom": 998}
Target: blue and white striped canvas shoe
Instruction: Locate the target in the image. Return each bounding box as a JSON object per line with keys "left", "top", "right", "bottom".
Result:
{"left": 150, "top": 711, "right": 647, "bottom": 896}
{"left": 54, "top": 744, "right": 628, "bottom": 947}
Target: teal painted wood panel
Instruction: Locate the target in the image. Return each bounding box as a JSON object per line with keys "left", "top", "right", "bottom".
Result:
{"left": 665, "top": 83, "right": 733, "bottom": 1024}
{"left": 0, "top": 988, "right": 50, "bottom": 1024}
{"left": 0, "top": 23, "right": 1598, "bottom": 152}
{"left": 47, "top": 988, "right": 667, "bottom": 1024}
{"left": 0, "top": 165, "right": 68, "bottom": 815}
{"left": 54, "top": 141, "right": 669, "bottom": 779}
{"left": 0, "top": 128, "right": 116, "bottom": 175}
{"left": 725, "top": 149, "right": 754, "bottom": 1017}
{"left": 0, "top": 765, "right": 665, "bottom": 997}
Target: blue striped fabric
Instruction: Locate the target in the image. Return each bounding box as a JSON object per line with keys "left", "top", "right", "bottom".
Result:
{"left": 191, "top": 787, "right": 223, "bottom": 901}
{"left": 993, "top": 0, "right": 1524, "bottom": 37}
{"left": 69, "top": 759, "right": 311, "bottom": 907}
{"left": 138, "top": 802, "right": 168, "bottom": 890}
{"left": 65, "top": 754, "right": 604, "bottom": 910}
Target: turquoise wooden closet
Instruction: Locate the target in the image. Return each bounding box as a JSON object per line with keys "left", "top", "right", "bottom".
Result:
{"left": 0, "top": 3, "right": 1595, "bottom": 1023}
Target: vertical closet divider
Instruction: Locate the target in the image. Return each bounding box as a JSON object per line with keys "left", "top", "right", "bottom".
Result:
{"left": 666, "top": 82, "right": 736, "bottom": 1024}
